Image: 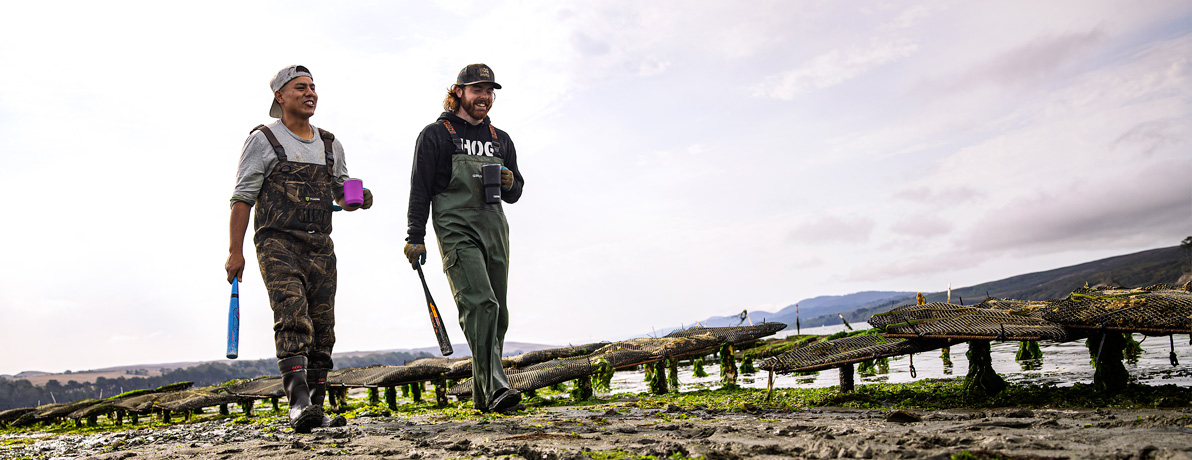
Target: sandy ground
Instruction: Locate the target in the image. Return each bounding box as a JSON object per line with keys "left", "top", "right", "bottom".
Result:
{"left": 6, "top": 402, "right": 1192, "bottom": 459}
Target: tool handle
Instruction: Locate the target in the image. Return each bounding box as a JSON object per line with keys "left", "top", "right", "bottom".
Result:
{"left": 416, "top": 264, "right": 453, "bottom": 356}
{"left": 226, "top": 278, "right": 240, "bottom": 359}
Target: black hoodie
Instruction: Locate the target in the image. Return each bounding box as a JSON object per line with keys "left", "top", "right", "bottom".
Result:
{"left": 405, "top": 111, "right": 524, "bottom": 245}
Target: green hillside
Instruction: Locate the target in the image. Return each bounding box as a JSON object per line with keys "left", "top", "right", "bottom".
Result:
{"left": 833, "top": 245, "right": 1189, "bottom": 326}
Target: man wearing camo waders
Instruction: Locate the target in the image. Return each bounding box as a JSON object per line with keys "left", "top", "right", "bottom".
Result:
{"left": 404, "top": 63, "right": 525, "bottom": 414}
{"left": 225, "top": 65, "right": 372, "bottom": 432}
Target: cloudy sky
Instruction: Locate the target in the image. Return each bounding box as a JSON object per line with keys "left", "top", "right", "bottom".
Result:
{"left": 1, "top": 1, "right": 1188, "bottom": 376}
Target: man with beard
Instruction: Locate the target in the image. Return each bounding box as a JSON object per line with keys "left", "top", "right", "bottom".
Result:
{"left": 403, "top": 63, "right": 525, "bottom": 413}
{"left": 226, "top": 65, "right": 371, "bottom": 432}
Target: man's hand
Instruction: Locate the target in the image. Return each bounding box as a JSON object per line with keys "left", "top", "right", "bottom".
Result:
{"left": 339, "top": 188, "right": 373, "bottom": 211}
{"left": 226, "top": 201, "right": 251, "bottom": 284}
{"left": 500, "top": 167, "right": 513, "bottom": 191}
{"left": 361, "top": 188, "right": 373, "bottom": 209}
{"left": 404, "top": 243, "right": 427, "bottom": 270}
{"left": 225, "top": 251, "right": 245, "bottom": 284}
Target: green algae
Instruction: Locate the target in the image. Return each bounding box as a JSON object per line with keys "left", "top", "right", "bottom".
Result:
{"left": 3, "top": 378, "right": 1188, "bottom": 437}
{"left": 586, "top": 449, "right": 698, "bottom": 459}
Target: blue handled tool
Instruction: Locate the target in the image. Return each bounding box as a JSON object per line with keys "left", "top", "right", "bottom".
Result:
{"left": 227, "top": 278, "right": 240, "bottom": 359}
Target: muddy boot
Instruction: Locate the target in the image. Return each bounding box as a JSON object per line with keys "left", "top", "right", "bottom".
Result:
{"left": 488, "top": 388, "right": 522, "bottom": 414}
{"left": 279, "top": 356, "right": 324, "bottom": 433}
{"left": 307, "top": 368, "right": 347, "bottom": 428}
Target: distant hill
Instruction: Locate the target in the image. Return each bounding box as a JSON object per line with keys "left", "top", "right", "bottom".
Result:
{"left": 674, "top": 245, "right": 1189, "bottom": 334}
{"left": 678, "top": 291, "right": 913, "bottom": 333}
{"left": 5, "top": 342, "right": 560, "bottom": 387}
{"left": 831, "top": 245, "right": 1188, "bottom": 328}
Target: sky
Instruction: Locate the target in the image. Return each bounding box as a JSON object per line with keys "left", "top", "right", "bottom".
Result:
{"left": 0, "top": 0, "right": 1188, "bottom": 376}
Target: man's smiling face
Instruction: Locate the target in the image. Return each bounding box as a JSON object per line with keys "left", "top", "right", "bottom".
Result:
{"left": 457, "top": 82, "right": 495, "bottom": 121}
{"left": 276, "top": 76, "right": 317, "bottom": 120}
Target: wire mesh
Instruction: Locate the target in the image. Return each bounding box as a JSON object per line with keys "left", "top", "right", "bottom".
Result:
{"left": 1041, "top": 284, "right": 1192, "bottom": 334}
{"left": 506, "top": 342, "right": 610, "bottom": 369}
{"left": 444, "top": 356, "right": 513, "bottom": 380}
{"left": 69, "top": 402, "right": 118, "bottom": 420}
{"left": 109, "top": 392, "right": 164, "bottom": 413}
{"left": 329, "top": 361, "right": 455, "bottom": 388}
{"left": 665, "top": 322, "right": 788, "bottom": 344}
{"left": 225, "top": 376, "right": 284, "bottom": 398}
{"left": 67, "top": 389, "right": 165, "bottom": 420}
{"left": 589, "top": 349, "right": 655, "bottom": 370}
{"left": 0, "top": 407, "right": 36, "bottom": 425}
{"left": 870, "top": 301, "right": 1073, "bottom": 341}
{"left": 11, "top": 399, "right": 99, "bottom": 427}
{"left": 591, "top": 335, "right": 722, "bottom": 362}
{"left": 154, "top": 385, "right": 244, "bottom": 413}
{"left": 758, "top": 334, "right": 950, "bottom": 373}
{"left": 448, "top": 355, "right": 601, "bottom": 397}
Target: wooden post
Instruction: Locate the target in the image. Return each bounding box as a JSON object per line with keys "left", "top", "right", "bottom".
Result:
{"left": 839, "top": 363, "right": 854, "bottom": 393}
{"left": 369, "top": 387, "right": 380, "bottom": 405}
{"left": 719, "top": 344, "right": 738, "bottom": 388}
{"left": 219, "top": 404, "right": 229, "bottom": 415}
{"left": 385, "top": 386, "right": 398, "bottom": 411}
{"left": 434, "top": 377, "right": 449, "bottom": 407}
{"left": 649, "top": 361, "right": 668, "bottom": 395}
{"left": 1090, "top": 332, "right": 1129, "bottom": 393}
{"left": 575, "top": 376, "right": 593, "bottom": 401}
{"left": 328, "top": 387, "right": 347, "bottom": 412}
{"left": 963, "top": 340, "right": 1006, "bottom": 396}
{"left": 765, "top": 370, "right": 775, "bottom": 401}
{"left": 271, "top": 397, "right": 279, "bottom": 412}
{"left": 667, "top": 358, "right": 680, "bottom": 393}
{"left": 411, "top": 381, "right": 423, "bottom": 402}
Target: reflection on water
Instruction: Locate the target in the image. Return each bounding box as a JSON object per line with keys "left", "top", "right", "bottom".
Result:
{"left": 1018, "top": 358, "right": 1044, "bottom": 371}
{"left": 605, "top": 324, "right": 1192, "bottom": 395}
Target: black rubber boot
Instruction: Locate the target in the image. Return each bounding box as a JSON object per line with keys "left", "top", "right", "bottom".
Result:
{"left": 307, "top": 368, "right": 347, "bottom": 428}
{"left": 279, "top": 356, "right": 324, "bottom": 433}
{"left": 488, "top": 388, "right": 522, "bottom": 414}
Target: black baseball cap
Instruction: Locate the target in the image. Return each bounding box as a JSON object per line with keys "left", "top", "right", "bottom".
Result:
{"left": 455, "top": 63, "right": 501, "bottom": 89}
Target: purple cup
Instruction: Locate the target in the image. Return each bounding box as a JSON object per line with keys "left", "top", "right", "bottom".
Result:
{"left": 344, "top": 178, "right": 364, "bottom": 207}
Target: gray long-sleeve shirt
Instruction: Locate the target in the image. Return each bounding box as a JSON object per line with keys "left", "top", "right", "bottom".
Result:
{"left": 230, "top": 120, "right": 350, "bottom": 207}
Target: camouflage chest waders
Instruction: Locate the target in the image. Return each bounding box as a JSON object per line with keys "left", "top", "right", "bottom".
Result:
{"left": 431, "top": 126, "right": 512, "bottom": 410}
{"left": 252, "top": 125, "right": 339, "bottom": 371}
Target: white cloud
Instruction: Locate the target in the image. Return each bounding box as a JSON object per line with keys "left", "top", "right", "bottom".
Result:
{"left": 753, "top": 38, "right": 918, "bottom": 100}
{"left": 1, "top": 1, "right": 1190, "bottom": 374}
{"left": 788, "top": 215, "right": 876, "bottom": 244}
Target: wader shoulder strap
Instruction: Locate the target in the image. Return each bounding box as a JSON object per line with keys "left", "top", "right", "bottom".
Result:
{"left": 442, "top": 120, "right": 465, "bottom": 154}
{"left": 253, "top": 125, "right": 287, "bottom": 161}
{"left": 442, "top": 120, "right": 502, "bottom": 155}
{"left": 317, "top": 128, "right": 335, "bottom": 169}
{"left": 488, "top": 124, "right": 501, "bottom": 155}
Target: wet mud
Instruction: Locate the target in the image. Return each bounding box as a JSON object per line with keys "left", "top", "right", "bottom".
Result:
{"left": 5, "top": 402, "right": 1191, "bottom": 459}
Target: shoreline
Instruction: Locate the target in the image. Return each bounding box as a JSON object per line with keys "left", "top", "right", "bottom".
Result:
{"left": 4, "top": 384, "right": 1191, "bottom": 459}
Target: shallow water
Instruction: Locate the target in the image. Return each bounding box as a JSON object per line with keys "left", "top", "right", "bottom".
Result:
{"left": 606, "top": 324, "right": 1192, "bottom": 394}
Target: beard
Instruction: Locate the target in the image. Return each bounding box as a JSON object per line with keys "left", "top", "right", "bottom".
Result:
{"left": 460, "top": 95, "right": 491, "bottom": 120}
